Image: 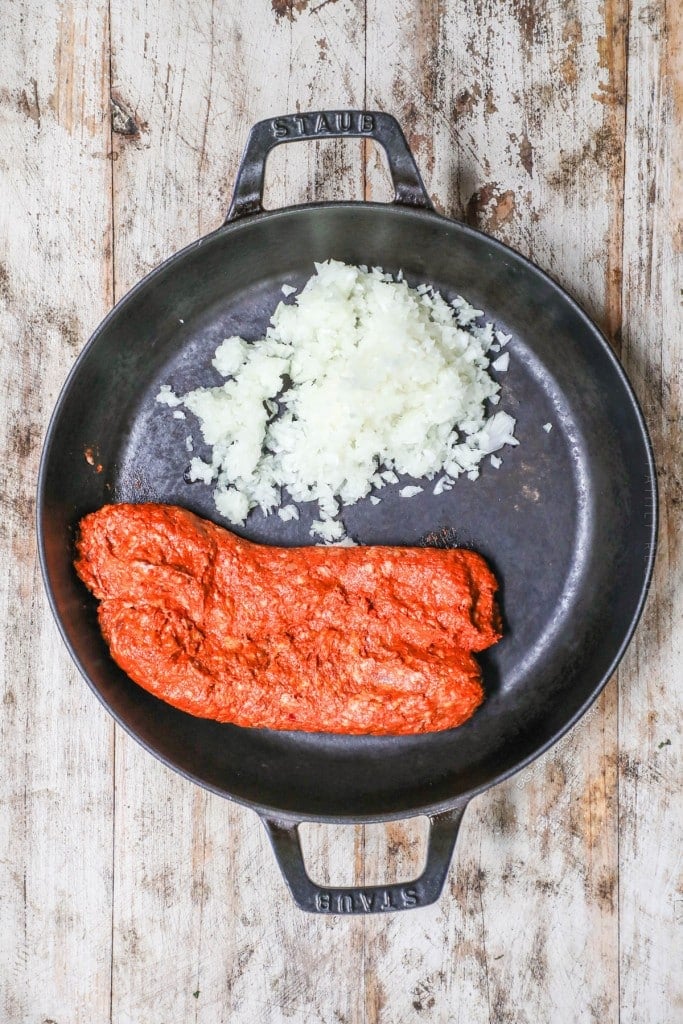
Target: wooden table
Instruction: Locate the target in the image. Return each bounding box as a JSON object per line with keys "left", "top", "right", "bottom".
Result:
{"left": 1, "top": 1, "right": 680, "bottom": 1021}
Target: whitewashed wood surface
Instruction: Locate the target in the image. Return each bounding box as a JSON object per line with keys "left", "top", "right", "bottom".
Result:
{"left": 0, "top": 0, "right": 680, "bottom": 1021}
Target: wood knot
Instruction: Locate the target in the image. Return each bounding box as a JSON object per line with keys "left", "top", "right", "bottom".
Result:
{"left": 111, "top": 93, "right": 140, "bottom": 136}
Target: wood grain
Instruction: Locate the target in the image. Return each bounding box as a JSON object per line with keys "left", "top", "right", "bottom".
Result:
{"left": 0, "top": 0, "right": 679, "bottom": 1021}
{"left": 0, "top": 2, "right": 115, "bottom": 1022}
{"left": 364, "top": 2, "right": 625, "bottom": 1020}
{"left": 107, "top": 2, "right": 367, "bottom": 1021}
{"left": 619, "top": 2, "right": 683, "bottom": 1021}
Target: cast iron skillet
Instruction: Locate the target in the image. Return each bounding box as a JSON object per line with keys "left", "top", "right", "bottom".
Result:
{"left": 38, "top": 111, "right": 657, "bottom": 914}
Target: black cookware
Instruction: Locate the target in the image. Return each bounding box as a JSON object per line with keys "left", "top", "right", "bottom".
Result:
{"left": 38, "top": 112, "right": 656, "bottom": 913}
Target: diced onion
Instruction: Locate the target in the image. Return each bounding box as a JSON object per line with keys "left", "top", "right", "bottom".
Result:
{"left": 157, "top": 261, "right": 518, "bottom": 537}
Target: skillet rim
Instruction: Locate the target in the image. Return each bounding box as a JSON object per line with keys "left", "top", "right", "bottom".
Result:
{"left": 36, "top": 200, "right": 658, "bottom": 823}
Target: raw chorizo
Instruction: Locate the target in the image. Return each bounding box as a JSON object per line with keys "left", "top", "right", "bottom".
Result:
{"left": 75, "top": 503, "right": 501, "bottom": 734}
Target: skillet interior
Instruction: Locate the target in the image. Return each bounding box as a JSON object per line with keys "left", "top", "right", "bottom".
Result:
{"left": 38, "top": 203, "right": 656, "bottom": 821}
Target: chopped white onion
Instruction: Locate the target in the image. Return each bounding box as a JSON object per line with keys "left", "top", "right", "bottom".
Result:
{"left": 157, "top": 261, "right": 518, "bottom": 533}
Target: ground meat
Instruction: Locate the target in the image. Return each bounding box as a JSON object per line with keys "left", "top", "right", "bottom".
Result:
{"left": 74, "top": 503, "right": 501, "bottom": 734}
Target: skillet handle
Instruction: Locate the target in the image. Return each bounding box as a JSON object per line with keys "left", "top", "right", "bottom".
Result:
{"left": 225, "top": 110, "right": 433, "bottom": 222}
{"left": 260, "top": 804, "right": 467, "bottom": 914}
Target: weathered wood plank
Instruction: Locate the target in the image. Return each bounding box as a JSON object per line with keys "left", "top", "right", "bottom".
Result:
{"left": 363, "top": 1, "right": 626, "bottom": 1021}
{"left": 107, "top": 3, "right": 368, "bottom": 1021}
{"left": 0, "top": 1, "right": 114, "bottom": 1021}
{"left": 619, "top": 2, "right": 683, "bottom": 1021}
{"left": 1, "top": 0, "right": 680, "bottom": 1020}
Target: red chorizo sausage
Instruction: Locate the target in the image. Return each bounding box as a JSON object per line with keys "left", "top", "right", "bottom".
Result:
{"left": 75, "top": 503, "right": 501, "bottom": 734}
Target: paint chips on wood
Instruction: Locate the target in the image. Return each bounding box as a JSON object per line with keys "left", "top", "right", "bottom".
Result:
{"left": 0, "top": 0, "right": 680, "bottom": 1021}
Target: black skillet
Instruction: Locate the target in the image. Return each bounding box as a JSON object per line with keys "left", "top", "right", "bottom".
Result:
{"left": 38, "top": 111, "right": 657, "bottom": 914}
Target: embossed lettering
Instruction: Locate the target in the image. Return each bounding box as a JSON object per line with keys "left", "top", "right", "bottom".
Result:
{"left": 335, "top": 894, "right": 354, "bottom": 913}
{"left": 272, "top": 113, "right": 372, "bottom": 141}
{"left": 379, "top": 890, "right": 395, "bottom": 911}
{"left": 402, "top": 887, "right": 418, "bottom": 907}
{"left": 316, "top": 893, "right": 330, "bottom": 911}
{"left": 271, "top": 112, "right": 376, "bottom": 144}
{"left": 358, "top": 892, "right": 375, "bottom": 912}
